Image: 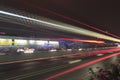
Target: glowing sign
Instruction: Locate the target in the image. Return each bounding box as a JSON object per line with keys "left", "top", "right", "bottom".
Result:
{"left": 0, "top": 38, "right": 12, "bottom": 45}
{"left": 29, "top": 40, "right": 36, "bottom": 44}
{"left": 49, "top": 41, "right": 59, "bottom": 47}
{"left": 36, "top": 40, "right": 48, "bottom": 45}
{"left": 14, "top": 39, "right": 28, "bottom": 45}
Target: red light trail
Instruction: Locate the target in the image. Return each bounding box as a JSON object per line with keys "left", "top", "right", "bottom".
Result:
{"left": 20, "top": 1, "right": 120, "bottom": 39}
{"left": 44, "top": 52, "right": 120, "bottom": 80}
{"left": 55, "top": 38, "right": 104, "bottom": 44}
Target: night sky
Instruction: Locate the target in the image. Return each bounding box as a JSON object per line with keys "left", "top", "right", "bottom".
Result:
{"left": 0, "top": 0, "right": 120, "bottom": 38}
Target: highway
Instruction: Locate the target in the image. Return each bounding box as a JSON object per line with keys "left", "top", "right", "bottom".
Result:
{"left": 0, "top": 49, "right": 120, "bottom": 80}
{"left": 1, "top": 1, "right": 120, "bottom": 80}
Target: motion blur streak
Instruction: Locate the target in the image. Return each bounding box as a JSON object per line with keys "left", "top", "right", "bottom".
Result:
{"left": 0, "top": 57, "right": 47, "bottom": 65}
{"left": 21, "top": 0, "right": 120, "bottom": 39}
{"left": 44, "top": 52, "right": 120, "bottom": 80}
{"left": 0, "top": 10, "right": 120, "bottom": 42}
{"left": 56, "top": 38, "right": 104, "bottom": 44}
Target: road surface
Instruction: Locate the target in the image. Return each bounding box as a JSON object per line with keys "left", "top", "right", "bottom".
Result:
{"left": 0, "top": 50, "right": 120, "bottom": 80}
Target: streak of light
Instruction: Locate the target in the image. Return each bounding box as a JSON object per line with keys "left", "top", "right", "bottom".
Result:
{"left": 0, "top": 10, "right": 120, "bottom": 42}
{"left": 21, "top": 0, "right": 120, "bottom": 39}
{"left": 44, "top": 52, "right": 120, "bottom": 80}
{"left": 56, "top": 38, "right": 104, "bottom": 44}
{"left": 0, "top": 57, "right": 48, "bottom": 65}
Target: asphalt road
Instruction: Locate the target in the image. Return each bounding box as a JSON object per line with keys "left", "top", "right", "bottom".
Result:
{"left": 0, "top": 51, "right": 120, "bottom": 80}
{"left": 53, "top": 54, "right": 120, "bottom": 80}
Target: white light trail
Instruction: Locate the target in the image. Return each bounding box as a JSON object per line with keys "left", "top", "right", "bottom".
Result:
{"left": 0, "top": 10, "right": 120, "bottom": 42}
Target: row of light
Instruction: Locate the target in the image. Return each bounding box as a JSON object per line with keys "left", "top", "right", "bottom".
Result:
{"left": 56, "top": 38, "right": 104, "bottom": 44}
{"left": 0, "top": 10, "right": 120, "bottom": 42}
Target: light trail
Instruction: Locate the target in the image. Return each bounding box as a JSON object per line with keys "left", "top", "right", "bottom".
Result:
{"left": 4, "top": 48, "right": 120, "bottom": 80}
{"left": 21, "top": 0, "right": 120, "bottom": 39}
{"left": 0, "top": 10, "right": 120, "bottom": 42}
{"left": 56, "top": 38, "right": 104, "bottom": 44}
{"left": 44, "top": 52, "right": 120, "bottom": 80}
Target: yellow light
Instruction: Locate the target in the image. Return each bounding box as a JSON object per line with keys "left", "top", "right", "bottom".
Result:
{"left": 0, "top": 38, "right": 12, "bottom": 45}
{"left": 0, "top": 10, "right": 120, "bottom": 42}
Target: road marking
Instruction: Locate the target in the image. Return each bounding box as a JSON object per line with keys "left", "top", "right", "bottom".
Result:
{"left": 97, "top": 54, "right": 104, "bottom": 56}
{"left": 6, "top": 62, "right": 76, "bottom": 80}
{"left": 0, "top": 60, "right": 60, "bottom": 75}
{"left": 0, "top": 57, "right": 48, "bottom": 65}
{"left": 44, "top": 52, "right": 120, "bottom": 80}
{"left": 68, "top": 59, "right": 82, "bottom": 64}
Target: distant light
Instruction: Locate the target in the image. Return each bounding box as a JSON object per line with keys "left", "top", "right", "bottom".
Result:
{"left": 15, "top": 39, "right": 27, "bottom": 45}
{"left": 29, "top": 40, "right": 35, "bottom": 44}
{"left": 78, "top": 48, "right": 82, "bottom": 51}
{"left": 24, "top": 49, "right": 35, "bottom": 53}
{"left": 67, "top": 49, "right": 72, "bottom": 51}
{"left": 36, "top": 40, "right": 48, "bottom": 45}
{"left": 49, "top": 49, "right": 57, "bottom": 52}
{"left": 0, "top": 32, "right": 6, "bottom": 35}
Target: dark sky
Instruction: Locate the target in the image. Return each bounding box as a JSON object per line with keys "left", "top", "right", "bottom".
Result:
{"left": 0, "top": 0, "right": 120, "bottom": 38}
{"left": 31, "top": 0, "right": 120, "bottom": 35}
